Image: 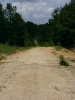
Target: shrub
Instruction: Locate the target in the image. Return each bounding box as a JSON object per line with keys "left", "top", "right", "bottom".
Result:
{"left": 59, "top": 55, "right": 69, "bottom": 66}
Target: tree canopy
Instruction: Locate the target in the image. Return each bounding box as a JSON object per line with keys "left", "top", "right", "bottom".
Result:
{"left": 0, "top": 2, "right": 75, "bottom": 48}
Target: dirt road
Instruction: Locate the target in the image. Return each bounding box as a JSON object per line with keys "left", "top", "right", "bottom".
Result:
{"left": 0, "top": 47, "right": 75, "bottom": 100}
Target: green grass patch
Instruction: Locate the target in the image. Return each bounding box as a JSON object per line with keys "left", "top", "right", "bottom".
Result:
{"left": 0, "top": 44, "right": 18, "bottom": 55}
{"left": 0, "top": 44, "right": 33, "bottom": 61}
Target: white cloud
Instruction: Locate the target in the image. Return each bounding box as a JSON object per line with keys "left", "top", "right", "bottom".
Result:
{"left": 1, "top": 0, "right": 70, "bottom": 24}
{"left": 12, "top": 1, "right": 55, "bottom": 24}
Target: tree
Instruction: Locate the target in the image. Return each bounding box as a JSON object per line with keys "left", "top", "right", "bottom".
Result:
{"left": 0, "top": 3, "right": 7, "bottom": 43}
{"left": 50, "top": 3, "right": 75, "bottom": 48}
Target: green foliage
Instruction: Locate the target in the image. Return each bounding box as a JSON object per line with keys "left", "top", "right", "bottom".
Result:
{"left": 51, "top": 3, "right": 75, "bottom": 48}
{"left": 0, "top": 2, "right": 75, "bottom": 48}
{"left": 59, "top": 55, "right": 69, "bottom": 66}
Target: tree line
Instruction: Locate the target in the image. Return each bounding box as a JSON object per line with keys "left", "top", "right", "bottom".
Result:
{"left": 0, "top": 1, "right": 75, "bottom": 48}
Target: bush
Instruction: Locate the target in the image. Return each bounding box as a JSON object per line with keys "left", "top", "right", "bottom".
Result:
{"left": 59, "top": 55, "right": 69, "bottom": 66}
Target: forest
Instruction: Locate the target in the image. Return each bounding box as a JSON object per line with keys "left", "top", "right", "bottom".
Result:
{"left": 0, "top": 1, "right": 75, "bottom": 48}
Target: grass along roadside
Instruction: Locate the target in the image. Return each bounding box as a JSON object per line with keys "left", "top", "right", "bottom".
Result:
{"left": 0, "top": 44, "right": 31, "bottom": 61}
{"left": 0, "top": 44, "right": 18, "bottom": 61}
{"left": 0, "top": 44, "right": 19, "bottom": 55}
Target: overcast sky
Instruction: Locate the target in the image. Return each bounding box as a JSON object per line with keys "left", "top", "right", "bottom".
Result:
{"left": 1, "top": 0, "right": 70, "bottom": 24}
